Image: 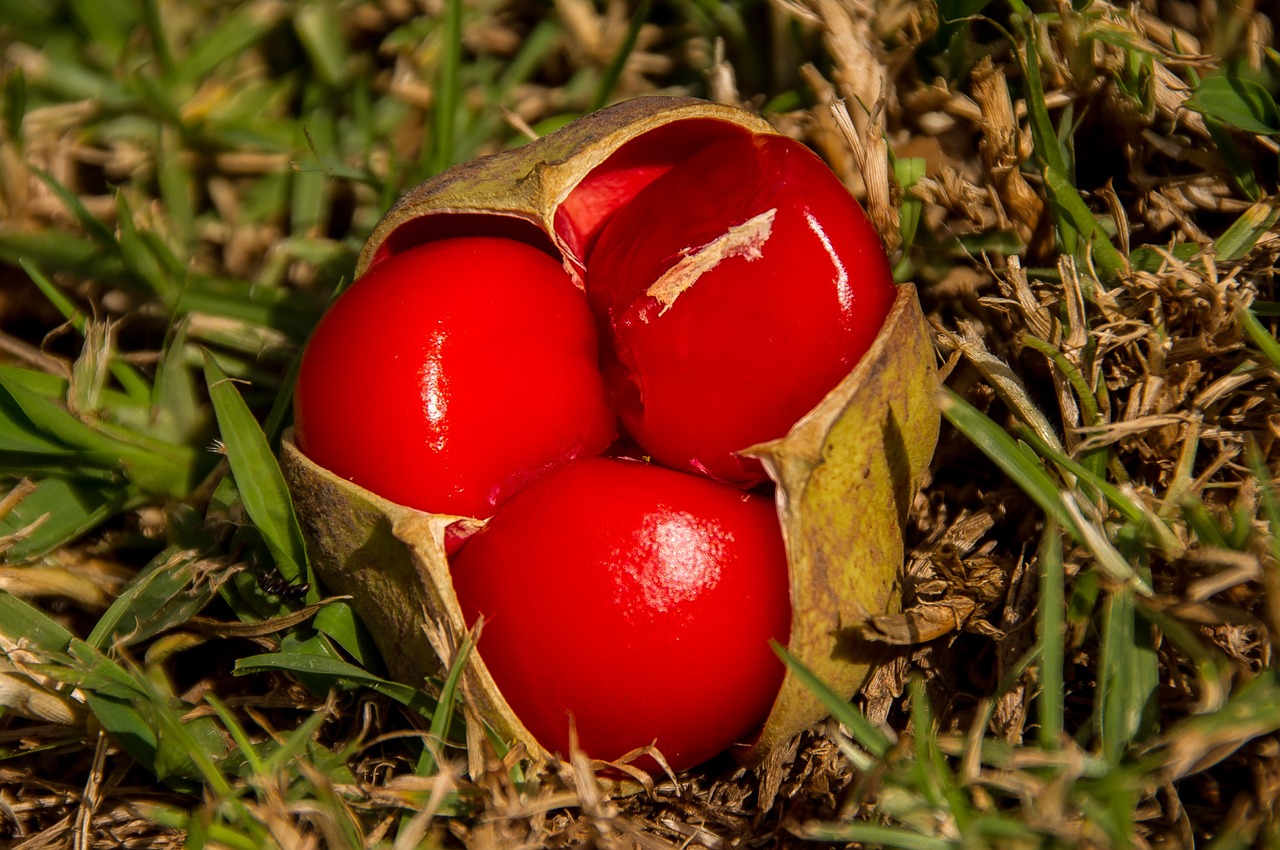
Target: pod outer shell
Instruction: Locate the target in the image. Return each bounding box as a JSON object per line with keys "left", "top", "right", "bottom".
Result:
{"left": 357, "top": 97, "right": 774, "bottom": 279}
{"left": 282, "top": 95, "right": 940, "bottom": 772}
{"left": 743, "top": 281, "right": 936, "bottom": 762}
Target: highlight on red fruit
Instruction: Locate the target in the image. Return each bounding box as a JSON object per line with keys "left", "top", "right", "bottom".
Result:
{"left": 584, "top": 131, "right": 896, "bottom": 487}
{"left": 449, "top": 457, "right": 792, "bottom": 772}
{"left": 292, "top": 236, "right": 616, "bottom": 518}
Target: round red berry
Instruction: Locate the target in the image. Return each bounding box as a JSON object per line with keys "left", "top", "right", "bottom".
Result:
{"left": 449, "top": 457, "right": 792, "bottom": 771}
{"left": 294, "top": 236, "right": 616, "bottom": 517}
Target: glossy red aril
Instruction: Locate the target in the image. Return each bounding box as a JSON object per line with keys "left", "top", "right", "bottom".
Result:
{"left": 553, "top": 119, "right": 748, "bottom": 269}
{"left": 449, "top": 457, "right": 792, "bottom": 772}
{"left": 585, "top": 132, "right": 896, "bottom": 487}
{"left": 293, "top": 236, "right": 615, "bottom": 517}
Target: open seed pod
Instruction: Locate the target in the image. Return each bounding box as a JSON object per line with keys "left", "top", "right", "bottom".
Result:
{"left": 281, "top": 96, "right": 939, "bottom": 771}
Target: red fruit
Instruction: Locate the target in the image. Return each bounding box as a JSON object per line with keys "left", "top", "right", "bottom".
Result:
{"left": 449, "top": 457, "right": 791, "bottom": 772}
{"left": 293, "top": 236, "right": 616, "bottom": 517}
{"left": 554, "top": 120, "right": 751, "bottom": 268}
{"left": 585, "top": 132, "right": 896, "bottom": 487}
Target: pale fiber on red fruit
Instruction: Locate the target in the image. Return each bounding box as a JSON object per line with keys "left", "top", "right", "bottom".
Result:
{"left": 644, "top": 208, "right": 778, "bottom": 317}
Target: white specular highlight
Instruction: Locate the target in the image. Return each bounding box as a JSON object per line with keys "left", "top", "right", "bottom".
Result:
{"left": 418, "top": 329, "right": 450, "bottom": 451}
{"left": 805, "top": 210, "right": 853, "bottom": 316}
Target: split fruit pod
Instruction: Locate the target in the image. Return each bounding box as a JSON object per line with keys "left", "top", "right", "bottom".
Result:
{"left": 281, "top": 96, "right": 940, "bottom": 776}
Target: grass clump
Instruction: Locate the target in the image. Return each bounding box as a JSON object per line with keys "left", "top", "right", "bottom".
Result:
{"left": 1, "top": 0, "right": 1278, "bottom": 847}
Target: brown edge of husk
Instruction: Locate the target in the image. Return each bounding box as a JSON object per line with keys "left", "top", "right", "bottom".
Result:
{"left": 287, "top": 97, "right": 940, "bottom": 778}
{"left": 278, "top": 437, "right": 525, "bottom": 740}
{"left": 354, "top": 96, "right": 775, "bottom": 278}
{"left": 742, "top": 282, "right": 938, "bottom": 763}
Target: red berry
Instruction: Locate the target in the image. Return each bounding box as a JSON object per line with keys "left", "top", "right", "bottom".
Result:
{"left": 449, "top": 457, "right": 791, "bottom": 772}
{"left": 293, "top": 236, "right": 616, "bottom": 517}
{"left": 585, "top": 133, "right": 896, "bottom": 486}
{"left": 554, "top": 120, "right": 752, "bottom": 268}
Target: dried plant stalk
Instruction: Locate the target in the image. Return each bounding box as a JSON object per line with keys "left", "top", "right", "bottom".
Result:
{"left": 971, "top": 57, "right": 1044, "bottom": 246}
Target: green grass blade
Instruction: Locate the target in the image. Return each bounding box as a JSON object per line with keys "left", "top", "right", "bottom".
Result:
{"left": 0, "top": 592, "right": 239, "bottom": 794}
{"left": 151, "top": 318, "right": 208, "bottom": 445}
{"left": 309, "top": 601, "right": 379, "bottom": 669}
{"left": 1044, "top": 164, "right": 1127, "bottom": 282}
{"left": 938, "top": 389, "right": 1082, "bottom": 541}
{"left": 495, "top": 17, "right": 562, "bottom": 99}
{"left": 146, "top": 693, "right": 234, "bottom": 793}
{"left": 1178, "top": 495, "right": 1230, "bottom": 548}
{"left": 68, "top": 0, "right": 136, "bottom": 58}
{"left": 20, "top": 260, "right": 152, "bottom": 403}
{"left": 1204, "top": 118, "right": 1263, "bottom": 201}
{"left": 204, "top": 694, "right": 265, "bottom": 775}
{"left": 234, "top": 651, "right": 434, "bottom": 716}
{"left": 176, "top": 2, "right": 285, "bottom": 83}
{"left": 114, "top": 191, "right": 175, "bottom": 299}
{"left": 1137, "top": 603, "right": 1231, "bottom": 714}
{"left": 19, "top": 256, "right": 84, "bottom": 325}
{"left": 0, "top": 370, "right": 108, "bottom": 454}
{"left": 418, "top": 627, "right": 475, "bottom": 777}
{"left": 155, "top": 127, "right": 195, "bottom": 247}
{"left": 894, "top": 154, "right": 927, "bottom": 263}
{"left": 261, "top": 348, "right": 302, "bottom": 446}
{"left": 1, "top": 477, "right": 133, "bottom": 563}
{"left": 1018, "top": 22, "right": 1124, "bottom": 283}
{"left": 139, "top": 0, "right": 175, "bottom": 74}
{"left": 294, "top": 0, "right": 350, "bottom": 88}
{"left": 203, "top": 353, "right": 311, "bottom": 590}
{"left": 173, "top": 275, "right": 319, "bottom": 340}
{"left": 1155, "top": 669, "right": 1280, "bottom": 780}
{"left": 1246, "top": 439, "right": 1280, "bottom": 564}
{"left": 1238, "top": 301, "right": 1280, "bottom": 372}
{"left": 429, "top": 0, "right": 463, "bottom": 175}
{"left": 1217, "top": 198, "right": 1280, "bottom": 262}
{"left": 1063, "top": 494, "right": 1151, "bottom": 595}
{"left": 590, "top": 0, "right": 650, "bottom": 111}
{"left": 258, "top": 709, "right": 330, "bottom": 775}
{"left": 1129, "top": 242, "right": 1203, "bottom": 273}
{"left": 136, "top": 805, "right": 260, "bottom": 850}
{"left": 1019, "top": 22, "right": 1068, "bottom": 177}
{"left": 82, "top": 691, "right": 163, "bottom": 774}
{"left": 773, "top": 641, "right": 892, "bottom": 757}
{"left": 29, "top": 166, "right": 118, "bottom": 251}
{"left": 85, "top": 547, "right": 217, "bottom": 650}
{"left": 0, "top": 589, "right": 75, "bottom": 651}
{"left": 293, "top": 89, "right": 334, "bottom": 238}
{"left": 1016, "top": 424, "right": 1182, "bottom": 557}
{"left": 906, "top": 676, "right": 969, "bottom": 828}
{"left": 1184, "top": 74, "right": 1280, "bottom": 134}
{"left": 0, "top": 368, "right": 193, "bottom": 496}
{"left": 23, "top": 261, "right": 153, "bottom": 403}
{"left": 0, "top": 230, "right": 128, "bottom": 281}
{"left": 1097, "top": 585, "right": 1159, "bottom": 764}
{"left": 943, "top": 389, "right": 1149, "bottom": 592}
{"left": 1037, "top": 520, "right": 1065, "bottom": 749}
{"left": 2, "top": 66, "right": 26, "bottom": 152}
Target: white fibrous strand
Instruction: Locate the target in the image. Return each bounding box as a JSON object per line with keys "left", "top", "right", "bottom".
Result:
{"left": 644, "top": 208, "right": 777, "bottom": 317}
